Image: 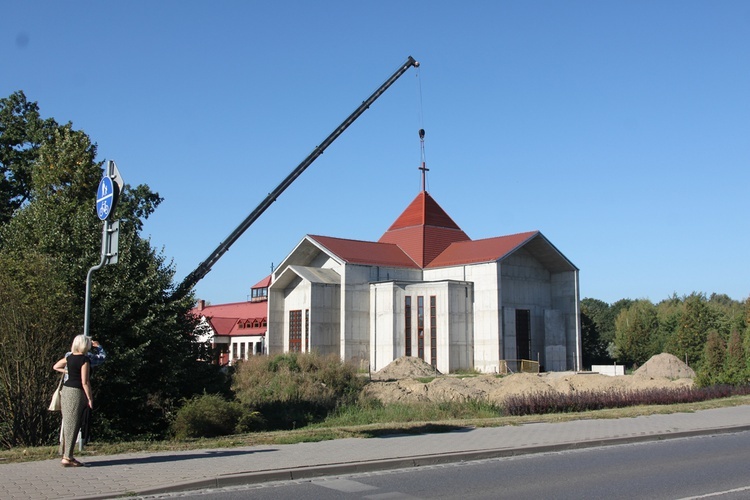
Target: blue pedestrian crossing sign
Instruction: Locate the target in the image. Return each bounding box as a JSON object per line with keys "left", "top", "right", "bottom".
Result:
{"left": 96, "top": 176, "right": 115, "bottom": 221}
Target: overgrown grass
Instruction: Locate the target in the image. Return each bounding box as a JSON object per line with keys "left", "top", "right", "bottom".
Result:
{"left": 3, "top": 394, "right": 750, "bottom": 464}
{"left": 319, "top": 399, "right": 503, "bottom": 427}
{"left": 231, "top": 352, "right": 365, "bottom": 430}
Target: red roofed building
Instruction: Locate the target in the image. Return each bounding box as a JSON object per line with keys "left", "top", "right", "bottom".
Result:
{"left": 193, "top": 276, "right": 270, "bottom": 365}
{"left": 267, "top": 189, "right": 581, "bottom": 374}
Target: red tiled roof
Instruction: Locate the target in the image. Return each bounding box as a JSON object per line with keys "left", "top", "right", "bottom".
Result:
{"left": 191, "top": 300, "right": 267, "bottom": 337}
{"left": 208, "top": 317, "right": 240, "bottom": 335}
{"left": 384, "top": 191, "right": 464, "bottom": 231}
{"left": 310, "top": 235, "right": 420, "bottom": 268}
{"left": 206, "top": 316, "right": 266, "bottom": 336}
{"left": 379, "top": 191, "right": 470, "bottom": 267}
{"left": 252, "top": 275, "right": 271, "bottom": 289}
{"left": 426, "top": 231, "right": 539, "bottom": 268}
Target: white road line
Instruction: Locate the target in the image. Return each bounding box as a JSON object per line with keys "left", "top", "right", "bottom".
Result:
{"left": 679, "top": 485, "right": 750, "bottom": 499}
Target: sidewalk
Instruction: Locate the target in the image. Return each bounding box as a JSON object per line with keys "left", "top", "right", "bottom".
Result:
{"left": 2, "top": 405, "right": 750, "bottom": 500}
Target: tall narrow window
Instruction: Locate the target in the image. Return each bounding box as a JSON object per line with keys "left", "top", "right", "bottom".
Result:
{"left": 289, "top": 310, "right": 302, "bottom": 352}
{"left": 430, "top": 296, "right": 437, "bottom": 367}
{"left": 417, "top": 296, "right": 425, "bottom": 360}
{"left": 240, "top": 342, "right": 245, "bottom": 360}
{"left": 305, "top": 309, "right": 310, "bottom": 352}
{"left": 232, "top": 343, "right": 238, "bottom": 361}
{"left": 405, "top": 296, "right": 412, "bottom": 357}
{"left": 516, "top": 309, "right": 531, "bottom": 361}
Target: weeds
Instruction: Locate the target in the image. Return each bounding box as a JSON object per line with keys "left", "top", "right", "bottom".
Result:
{"left": 503, "top": 384, "right": 750, "bottom": 416}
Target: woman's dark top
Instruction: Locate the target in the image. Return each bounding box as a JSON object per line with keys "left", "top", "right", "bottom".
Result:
{"left": 63, "top": 354, "right": 90, "bottom": 389}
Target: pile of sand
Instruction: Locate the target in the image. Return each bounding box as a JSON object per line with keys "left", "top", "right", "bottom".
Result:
{"left": 633, "top": 352, "right": 696, "bottom": 379}
{"left": 363, "top": 353, "right": 695, "bottom": 405}
{"left": 370, "top": 356, "right": 441, "bottom": 381}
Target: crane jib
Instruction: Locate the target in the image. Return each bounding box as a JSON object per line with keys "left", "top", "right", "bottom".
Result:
{"left": 174, "top": 56, "right": 419, "bottom": 298}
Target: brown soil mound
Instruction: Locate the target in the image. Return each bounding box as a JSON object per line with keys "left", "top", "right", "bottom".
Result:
{"left": 634, "top": 353, "right": 696, "bottom": 380}
{"left": 371, "top": 356, "right": 441, "bottom": 381}
{"left": 363, "top": 353, "right": 696, "bottom": 405}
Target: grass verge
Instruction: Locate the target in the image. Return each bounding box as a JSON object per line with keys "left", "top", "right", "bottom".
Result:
{"left": 2, "top": 394, "right": 749, "bottom": 465}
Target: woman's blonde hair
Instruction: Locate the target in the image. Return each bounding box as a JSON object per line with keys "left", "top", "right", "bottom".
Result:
{"left": 71, "top": 334, "right": 92, "bottom": 355}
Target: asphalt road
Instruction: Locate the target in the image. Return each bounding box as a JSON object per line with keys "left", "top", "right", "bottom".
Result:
{"left": 147, "top": 430, "right": 750, "bottom": 500}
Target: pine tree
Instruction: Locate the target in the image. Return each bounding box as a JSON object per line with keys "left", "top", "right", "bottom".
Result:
{"left": 697, "top": 330, "right": 725, "bottom": 386}
{"left": 724, "top": 329, "right": 745, "bottom": 385}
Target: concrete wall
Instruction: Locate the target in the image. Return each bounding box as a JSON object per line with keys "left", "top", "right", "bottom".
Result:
{"left": 341, "top": 265, "right": 423, "bottom": 367}
{"left": 269, "top": 276, "right": 341, "bottom": 357}
{"left": 593, "top": 364, "right": 625, "bottom": 376}
{"left": 310, "top": 282, "right": 340, "bottom": 356}
{"left": 425, "top": 263, "right": 501, "bottom": 373}
{"left": 445, "top": 282, "right": 474, "bottom": 373}
{"left": 369, "top": 282, "right": 402, "bottom": 372}
{"left": 544, "top": 309, "right": 566, "bottom": 371}
{"left": 500, "top": 248, "right": 552, "bottom": 368}
{"left": 341, "top": 265, "right": 373, "bottom": 366}
{"left": 370, "top": 280, "right": 473, "bottom": 374}
{"left": 551, "top": 270, "right": 580, "bottom": 371}
{"left": 281, "top": 275, "right": 308, "bottom": 353}
{"left": 267, "top": 286, "right": 286, "bottom": 355}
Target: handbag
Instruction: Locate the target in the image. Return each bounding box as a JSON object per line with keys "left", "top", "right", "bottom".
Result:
{"left": 48, "top": 373, "right": 64, "bottom": 411}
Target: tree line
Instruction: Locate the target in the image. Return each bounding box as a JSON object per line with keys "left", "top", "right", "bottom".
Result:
{"left": 581, "top": 293, "right": 750, "bottom": 385}
{"left": 0, "top": 91, "right": 229, "bottom": 448}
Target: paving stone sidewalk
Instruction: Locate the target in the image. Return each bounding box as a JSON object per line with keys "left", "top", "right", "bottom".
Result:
{"left": 2, "top": 405, "right": 749, "bottom": 500}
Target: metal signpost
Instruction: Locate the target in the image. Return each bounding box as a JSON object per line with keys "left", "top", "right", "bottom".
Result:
{"left": 84, "top": 160, "right": 123, "bottom": 337}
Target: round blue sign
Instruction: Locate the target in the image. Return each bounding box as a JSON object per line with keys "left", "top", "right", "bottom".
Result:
{"left": 96, "top": 177, "right": 114, "bottom": 221}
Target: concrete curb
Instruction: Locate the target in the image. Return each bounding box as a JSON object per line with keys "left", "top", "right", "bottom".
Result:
{"left": 96, "top": 423, "right": 750, "bottom": 499}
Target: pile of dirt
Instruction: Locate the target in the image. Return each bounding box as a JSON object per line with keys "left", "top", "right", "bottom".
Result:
{"left": 370, "top": 356, "right": 441, "bottom": 381}
{"left": 363, "top": 353, "right": 695, "bottom": 405}
{"left": 633, "top": 353, "right": 696, "bottom": 380}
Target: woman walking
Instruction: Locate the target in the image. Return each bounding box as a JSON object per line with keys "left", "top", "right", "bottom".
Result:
{"left": 53, "top": 335, "right": 93, "bottom": 467}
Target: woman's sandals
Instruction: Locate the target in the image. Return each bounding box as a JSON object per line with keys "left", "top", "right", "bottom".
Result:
{"left": 60, "top": 458, "right": 85, "bottom": 467}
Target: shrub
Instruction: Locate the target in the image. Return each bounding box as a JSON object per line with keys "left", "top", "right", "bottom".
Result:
{"left": 171, "top": 394, "right": 243, "bottom": 439}
{"left": 234, "top": 409, "right": 266, "bottom": 434}
{"left": 231, "top": 352, "right": 366, "bottom": 429}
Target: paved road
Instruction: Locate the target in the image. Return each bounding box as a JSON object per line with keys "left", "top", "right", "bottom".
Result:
{"left": 1, "top": 405, "right": 749, "bottom": 500}
{"left": 165, "top": 430, "right": 750, "bottom": 499}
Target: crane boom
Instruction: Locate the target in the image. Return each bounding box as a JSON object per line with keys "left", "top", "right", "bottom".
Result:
{"left": 174, "top": 56, "right": 420, "bottom": 299}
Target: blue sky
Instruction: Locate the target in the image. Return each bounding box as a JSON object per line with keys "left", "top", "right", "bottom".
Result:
{"left": 3, "top": 1, "right": 749, "bottom": 305}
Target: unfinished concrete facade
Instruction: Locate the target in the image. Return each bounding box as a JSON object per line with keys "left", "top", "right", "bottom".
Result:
{"left": 267, "top": 190, "right": 581, "bottom": 373}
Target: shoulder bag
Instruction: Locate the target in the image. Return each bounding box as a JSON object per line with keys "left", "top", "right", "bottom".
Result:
{"left": 48, "top": 373, "right": 64, "bottom": 411}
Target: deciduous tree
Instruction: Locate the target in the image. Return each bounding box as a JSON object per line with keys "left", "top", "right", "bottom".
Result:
{"left": 0, "top": 91, "right": 58, "bottom": 226}
{"left": 668, "top": 293, "right": 715, "bottom": 371}
{"left": 613, "top": 300, "right": 659, "bottom": 368}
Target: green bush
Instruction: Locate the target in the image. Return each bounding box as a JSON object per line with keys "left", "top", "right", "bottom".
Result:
{"left": 235, "top": 409, "right": 266, "bottom": 434}
{"left": 171, "top": 394, "right": 243, "bottom": 439}
{"left": 231, "top": 352, "right": 366, "bottom": 429}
